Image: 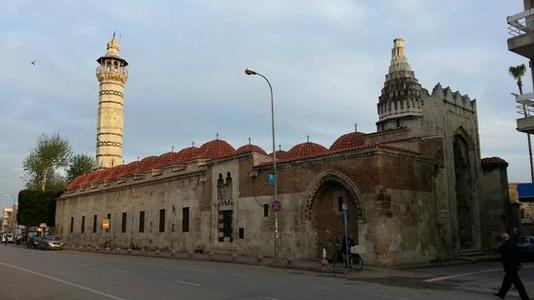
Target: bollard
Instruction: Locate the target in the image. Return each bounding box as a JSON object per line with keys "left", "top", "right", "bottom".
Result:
{"left": 155, "top": 249, "right": 160, "bottom": 256}
{"left": 208, "top": 251, "right": 215, "bottom": 261}
{"left": 127, "top": 248, "right": 132, "bottom": 254}
{"left": 231, "top": 252, "right": 238, "bottom": 262}
{"left": 171, "top": 250, "right": 176, "bottom": 256}
{"left": 188, "top": 250, "right": 194, "bottom": 258}
{"left": 320, "top": 259, "right": 328, "bottom": 271}
{"left": 257, "top": 254, "right": 264, "bottom": 265}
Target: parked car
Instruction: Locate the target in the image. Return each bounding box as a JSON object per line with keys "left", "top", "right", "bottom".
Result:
{"left": 517, "top": 236, "right": 534, "bottom": 259}
{"left": 39, "top": 236, "right": 63, "bottom": 250}
{"left": 7, "top": 234, "right": 14, "bottom": 244}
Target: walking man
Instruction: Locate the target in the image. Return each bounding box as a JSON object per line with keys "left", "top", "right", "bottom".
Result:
{"left": 494, "top": 233, "right": 530, "bottom": 300}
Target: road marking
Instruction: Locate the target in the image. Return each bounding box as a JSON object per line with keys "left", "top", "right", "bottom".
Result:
{"left": 174, "top": 279, "right": 201, "bottom": 287}
{"left": 110, "top": 269, "right": 129, "bottom": 274}
{"left": 423, "top": 265, "right": 534, "bottom": 282}
{"left": 0, "top": 261, "right": 125, "bottom": 300}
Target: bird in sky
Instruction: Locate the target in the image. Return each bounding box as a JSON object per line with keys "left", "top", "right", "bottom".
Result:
{"left": 31, "top": 60, "right": 36, "bottom": 65}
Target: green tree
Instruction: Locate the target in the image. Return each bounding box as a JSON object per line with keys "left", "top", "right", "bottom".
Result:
{"left": 509, "top": 64, "right": 527, "bottom": 95}
{"left": 23, "top": 134, "right": 71, "bottom": 191}
{"left": 66, "top": 154, "right": 96, "bottom": 182}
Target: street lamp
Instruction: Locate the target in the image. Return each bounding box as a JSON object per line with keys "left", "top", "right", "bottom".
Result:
{"left": 244, "top": 67, "right": 279, "bottom": 262}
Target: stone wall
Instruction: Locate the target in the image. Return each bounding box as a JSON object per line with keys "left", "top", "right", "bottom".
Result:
{"left": 57, "top": 146, "right": 442, "bottom": 266}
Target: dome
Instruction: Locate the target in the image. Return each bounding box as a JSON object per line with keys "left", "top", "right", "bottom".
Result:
{"left": 197, "top": 139, "right": 236, "bottom": 160}
{"left": 66, "top": 174, "right": 86, "bottom": 190}
{"left": 153, "top": 152, "right": 184, "bottom": 168}
{"left": 91, "top": 169, "right": 111, "bottom": 183}
{"left": 102, "top": 164, "right": 126, "bottom": 181}
{"left": 176, "top": 146, "right": 201, "bottom": 161}
{"left": 286, "top": 142, "right": 328, "bottom": 160}
{"left": 135, "top": 156, "right": 159, "bottom": 173}
{"left": 329, "top": 132, "right": 366, "bottom": 152}
{"left": 235, "top": 144, "right": 267, "bottom": 156}
{"left": 269, "top": 150, "right": 289, "bottom": 160}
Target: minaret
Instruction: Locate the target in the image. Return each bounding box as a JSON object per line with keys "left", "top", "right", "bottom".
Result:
{"left": 95, "top": 33, "right": 128, "bottom": 169}
{"left": 376, "top": 38, "right": 423, "bottom": 132}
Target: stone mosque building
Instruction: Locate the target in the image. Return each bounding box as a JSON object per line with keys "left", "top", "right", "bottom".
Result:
{"left": 56, "top": 36, "right": 511, "bottom": 266}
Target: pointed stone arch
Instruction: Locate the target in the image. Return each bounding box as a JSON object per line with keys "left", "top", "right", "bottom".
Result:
{"left": 302, "top": 170, "right": 365, "bottom": 221}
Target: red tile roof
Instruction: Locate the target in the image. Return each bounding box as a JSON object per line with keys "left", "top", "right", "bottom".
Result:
{"left": 329, "top": 132, "right": 366, "bottom": 152}
{"left": 176, "top": 146, "right": 201, "bottom": 161}
{"left": 197, "top": 139, "right": 236, "bottom": 160}
{"left": 235, "top": 144, "right": 267, "bottom": 155}
{"left": 286, "top": 142, "right": 328, "bottom": 160}
{"left": 269, "top": 150, "right": 289, "bottom": 160}
{"left": 153, "top": 152, "right": 184, "bottom": 168}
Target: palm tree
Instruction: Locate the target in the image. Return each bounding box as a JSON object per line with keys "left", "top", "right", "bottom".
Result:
{"left": 509, "top": 64, "right": 534, "bottom": 183}
{"left": 509, "top": 64, "right": 527, "bottom": 95}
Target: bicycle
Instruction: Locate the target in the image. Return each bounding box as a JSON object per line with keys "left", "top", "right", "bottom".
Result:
{"left": 349, "top": 247, "right": 364, "bottom": 271}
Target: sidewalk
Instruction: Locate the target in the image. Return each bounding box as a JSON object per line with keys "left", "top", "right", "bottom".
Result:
{"left": 62, "top": 245, "right": 353, "bottom": 274}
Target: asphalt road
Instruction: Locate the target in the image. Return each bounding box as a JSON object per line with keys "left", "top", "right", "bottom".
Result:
{"left": 0, "top": 244, "right": 509, "bottom": 300}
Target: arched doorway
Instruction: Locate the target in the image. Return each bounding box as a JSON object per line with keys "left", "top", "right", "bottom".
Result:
{"left": 453, "top": 131, "right": 474, "bottom": 249}
{"left": 303, "top": 171, "right": 363, "bottom": 258}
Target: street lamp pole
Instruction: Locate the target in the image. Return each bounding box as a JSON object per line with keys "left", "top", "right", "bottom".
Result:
{"left": 245, "top": 67, "right": 279, "bottom": 262}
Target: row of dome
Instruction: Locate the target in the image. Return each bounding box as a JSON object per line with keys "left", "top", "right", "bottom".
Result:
{"left": 66, "top": 131, "right": 367, "bottom": 190}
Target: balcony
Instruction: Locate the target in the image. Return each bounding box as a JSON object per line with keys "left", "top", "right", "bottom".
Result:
{"left": 515, "top": 93, "right": 534, "bottom": 134}
{"left": 508, "top": 9, "right": 534, "bottom": 58}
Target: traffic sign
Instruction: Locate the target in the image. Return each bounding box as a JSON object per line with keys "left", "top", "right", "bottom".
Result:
{"left": 272, "top": 200, "right": 282, "bottom": 212}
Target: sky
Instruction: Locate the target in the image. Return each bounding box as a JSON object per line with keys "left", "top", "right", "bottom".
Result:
{"left": 0, "top": 1, "right": 529, "bottom": 209}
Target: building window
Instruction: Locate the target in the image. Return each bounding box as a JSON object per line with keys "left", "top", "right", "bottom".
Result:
{"left": 239, "top": 227, "right": 244, "bottom": 239}
{"left": 106, "top": 213, "right": 111, "bottom": 232}
{"left": 121, "top": 212, "right": 127, "bottom": 233}
{"left": 139, "top": 211, "right": 145, "bottom": 233}
{"left": 182, "top": 207, "right": 189, "bottom": 232}
{"left": 337, "top": 197, "right": 344, "bottom": 212}
{"left": 263, "top": 204, "right": 269, "bottom": 217}
{"left": 70, "top": 217, "right": 74, "bottom": 233}
{"left": 159, "top": 209, "right": 165, "bottom": 233}
{"left": 81, "top": 216, "right": 85, "bottom": 233}
{"left": 93, "top": 215, "right": 97, "bottom": 233}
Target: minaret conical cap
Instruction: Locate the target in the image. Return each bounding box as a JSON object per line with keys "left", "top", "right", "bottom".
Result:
{"left": 388, "top": 37, "right": 412, "bottom": 75}
{"left": 106, "top": 32, "right": 121, "bottom": 57}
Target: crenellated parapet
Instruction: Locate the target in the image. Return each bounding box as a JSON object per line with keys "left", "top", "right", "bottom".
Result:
{"left": 431, "top": 83, "right": 476, "bottom": 112}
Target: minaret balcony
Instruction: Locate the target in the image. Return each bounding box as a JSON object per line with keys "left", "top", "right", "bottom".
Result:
{"left": 96, "top": 66, "right": 128, "bottom": 82}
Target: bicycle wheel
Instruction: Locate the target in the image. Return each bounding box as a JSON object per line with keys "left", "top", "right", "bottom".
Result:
{"left": 351, "top": 254, "right": 364, "bottom": 271}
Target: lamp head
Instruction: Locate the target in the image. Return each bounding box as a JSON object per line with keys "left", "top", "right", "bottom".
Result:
{"left": 245, "top": 68, "right": 257, "bottom": 75}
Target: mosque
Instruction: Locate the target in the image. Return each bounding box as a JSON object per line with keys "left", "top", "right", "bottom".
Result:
{"left": 56, "top": 35, "right": 511, "bottom": 266}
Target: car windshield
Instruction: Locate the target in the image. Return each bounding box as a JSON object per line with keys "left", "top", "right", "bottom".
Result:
{"left": 519, "top": 237, "right": 529, "bottom": 243}
{"left": 46, "top": 236, "right": 59, "bottom": 241}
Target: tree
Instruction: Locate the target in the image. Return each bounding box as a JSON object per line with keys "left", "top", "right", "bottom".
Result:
{"left": 23, "top": 134, "right": 71, "bottom": 191}
{"left": 509, "top": 64, "right": 527, "bottom": 95}
{"left": 509, "top": 64, "right": 534, "bottom": 183}
{"left": 66, "top": 154, "right": 96, "bottom": 182}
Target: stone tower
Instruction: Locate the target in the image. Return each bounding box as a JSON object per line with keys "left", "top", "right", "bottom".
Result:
{"left": 95, "top": 33, "right": 128, "bottom": 169}
{"left": 376, "top": 38, "right": 423, "bottom": 132}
